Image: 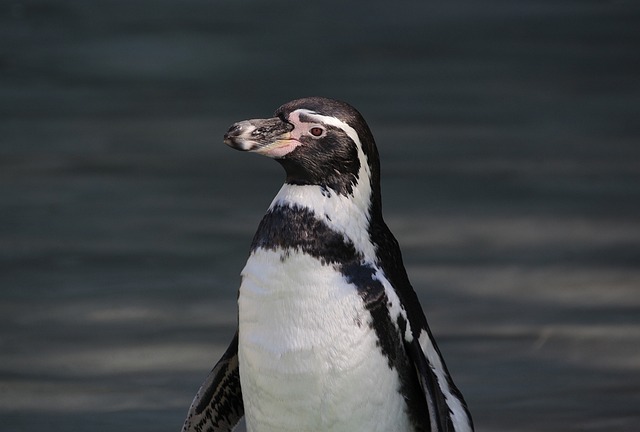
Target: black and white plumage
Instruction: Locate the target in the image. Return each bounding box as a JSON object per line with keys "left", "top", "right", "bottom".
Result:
{"left": 182, "top": 97, "right": 474, "bottom": 432}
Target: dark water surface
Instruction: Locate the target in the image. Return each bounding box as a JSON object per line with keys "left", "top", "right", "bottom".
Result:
{"left": 2, "top": 1, "right": 640, "bottom": 431}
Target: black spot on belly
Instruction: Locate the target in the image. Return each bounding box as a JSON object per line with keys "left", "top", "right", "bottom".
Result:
{"left": 354, "top": 315, "right": 363, "bottom": 327}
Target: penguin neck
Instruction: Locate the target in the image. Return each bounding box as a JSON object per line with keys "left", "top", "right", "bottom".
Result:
{"left": 267, "top": 179, "right": 379, "bottom": 264}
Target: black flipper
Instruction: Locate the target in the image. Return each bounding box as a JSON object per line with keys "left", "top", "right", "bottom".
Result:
{"left": 371, "top": 222, "right": 474, "bottom": 431}
{"left": 181, "top": 332, "right": 244, "bottom": 432}
{"left": 407, "top": 336, "right": 451, "bottom": 432}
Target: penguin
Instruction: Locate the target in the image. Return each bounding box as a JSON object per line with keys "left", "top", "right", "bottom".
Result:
{"left": 181, "top": 97, "right": 474, "bottom": 432}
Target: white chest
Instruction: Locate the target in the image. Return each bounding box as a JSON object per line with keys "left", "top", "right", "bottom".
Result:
{"left": 237, "top": 248, "right": 412, "bottom": 432}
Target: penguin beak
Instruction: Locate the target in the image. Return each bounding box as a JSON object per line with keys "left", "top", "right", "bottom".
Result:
{"left": 224, "top": 117, "right": 299, "bottom": 158}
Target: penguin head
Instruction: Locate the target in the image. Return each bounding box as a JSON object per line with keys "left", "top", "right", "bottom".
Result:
{"left": 224, "top": 97, "right": 380, "bottom": 197}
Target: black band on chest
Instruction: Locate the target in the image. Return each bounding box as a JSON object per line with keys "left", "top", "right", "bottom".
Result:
{"left": 250, "top": 204, "right": 361, "bottom": 265}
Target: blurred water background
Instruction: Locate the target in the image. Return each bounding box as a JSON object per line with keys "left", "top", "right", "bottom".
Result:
{"left": 1, "top": 1, "right": 640, "bottom": 431}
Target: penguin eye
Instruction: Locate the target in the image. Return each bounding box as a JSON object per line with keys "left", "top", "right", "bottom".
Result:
{"left": 309, "top": 127, "right": 324, "bottom": 137}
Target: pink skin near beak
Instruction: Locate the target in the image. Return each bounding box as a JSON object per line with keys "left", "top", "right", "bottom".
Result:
{"left": 254, "top": 132, "right": 302, "bottom": 158}
{"left": 254, "top": 111, "right": 314, "bottom": 158}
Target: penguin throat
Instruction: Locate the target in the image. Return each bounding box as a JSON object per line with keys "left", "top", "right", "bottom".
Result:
{"left": 277, "top": 155, "right": 360, "bottom": 197}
